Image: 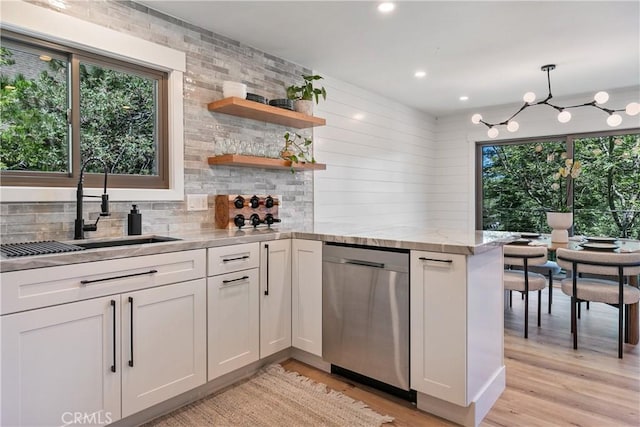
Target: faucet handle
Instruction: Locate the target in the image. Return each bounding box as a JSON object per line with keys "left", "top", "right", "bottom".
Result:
{"left": 83, "top": 216, "right": 100, "bottom": 232}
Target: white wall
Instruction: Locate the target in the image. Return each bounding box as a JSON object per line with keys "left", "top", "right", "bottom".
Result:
{"left": 433, "top": 87, "right": 640, "bottom": 230}
{"left": 313, "top": 75, "right": 437, "bottom": 226}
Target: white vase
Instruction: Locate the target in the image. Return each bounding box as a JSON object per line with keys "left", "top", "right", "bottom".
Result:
{"left": 546, "top": 212, "right": 573, "bottom": 243}
{"left": 294, "top": 99, "right": 313, "bottom": 116}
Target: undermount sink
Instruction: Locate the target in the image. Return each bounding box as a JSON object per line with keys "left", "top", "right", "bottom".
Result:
{"left": 75, "top": 236, "right": 181, "bottom": 249}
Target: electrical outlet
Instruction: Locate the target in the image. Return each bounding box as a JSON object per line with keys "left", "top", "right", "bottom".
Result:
{"left": 187, "top": 194, "right": 208, "bottom": 211}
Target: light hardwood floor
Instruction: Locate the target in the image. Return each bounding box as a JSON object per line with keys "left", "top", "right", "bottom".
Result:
{"left": 282, "top": 286, "right": 639, "bottom": 426}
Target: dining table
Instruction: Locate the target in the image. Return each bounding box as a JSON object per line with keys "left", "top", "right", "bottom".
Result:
{"left": 513, "top": 233, "right": 640, "bottom": 345}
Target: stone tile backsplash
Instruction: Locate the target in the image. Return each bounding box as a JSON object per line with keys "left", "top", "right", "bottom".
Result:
{"left": 1, "top": 1, "right": 315, "bottom": 243}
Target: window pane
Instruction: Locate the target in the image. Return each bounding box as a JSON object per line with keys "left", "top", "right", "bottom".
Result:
{"left": 574, "top": 134, "right": 640, "bottom": 239}
{"left": 0, "top": 41, "right": 69, "bottom": 172}
{"left": 79, "top": 61, "right": 158, "bottom": 175}
{"left": 481, "top": 140, "right": 566, "bottom": 232}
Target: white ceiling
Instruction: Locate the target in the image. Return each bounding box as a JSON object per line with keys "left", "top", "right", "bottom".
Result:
{"left": 137, "top": 1, "right": 640, "bottom": 116}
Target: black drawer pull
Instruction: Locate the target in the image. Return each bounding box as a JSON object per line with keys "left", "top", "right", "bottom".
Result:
{"left": 419, "top": 257, "right": 453, "bottom": 264}
{"left": 222, "top": 255, "right": 249, "bottom": 262}
{"left": 222, "top": 275, "right": 249, "bottom": 284}
{"left": 110, "top": 299, "right": 116, "bottom": 373}
{"left": 80, "top": 269, "right": 158, "bottom": 285}
{"left": 264, "top": 244, "right": 270, "bottom": 296}
{"left": 128, "top": 296, "right": 134, "bottom": 367}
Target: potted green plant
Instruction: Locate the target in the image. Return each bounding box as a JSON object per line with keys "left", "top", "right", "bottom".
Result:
{"left": 280, "top": 131, "right": 316, "bottom": 173}
{"left": 286, "top": 74, "right": 327, "bottom": 115}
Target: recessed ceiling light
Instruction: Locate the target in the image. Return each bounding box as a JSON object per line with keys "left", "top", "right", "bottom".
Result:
{"left": 459, "top": 96, "right": 469, "bottom": 101}
{"left": 414, "top": 70, "right": 427, "bottom": 78}
{"left": 353, "top": 113, "right": 365, "bottom": 120}
{"left": 378, "top": 2, "right": 395, "bottom": 13}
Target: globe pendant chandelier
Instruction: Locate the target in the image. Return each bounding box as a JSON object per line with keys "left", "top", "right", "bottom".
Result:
{"left": 471, "top": 64, "right": 640, "bottom": 139}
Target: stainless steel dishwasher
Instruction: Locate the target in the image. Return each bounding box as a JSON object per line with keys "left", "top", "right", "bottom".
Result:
{"left": 322, "top": 242, "right": 410, "bottom": 395}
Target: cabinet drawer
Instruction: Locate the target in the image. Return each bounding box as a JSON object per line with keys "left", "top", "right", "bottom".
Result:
{"left": 208, "top": 242, "right": 259, "bottom": 275}
{"left": 0, "top": 249, "right": 206, "bottom": 315}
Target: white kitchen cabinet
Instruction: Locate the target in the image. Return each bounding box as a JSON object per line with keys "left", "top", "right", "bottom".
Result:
{"left": 410, "top": 249, "right": 504, "bottom": 426}
{"left": 207, "top": 242, "right": 260, "bottom": 275}
{"left": 207, "top": 269, "right": 259, "bottom": 380}
{"left": 291, "top": 239, "right": 322, "bottom": 356}
{"left": 121, "top": 279, "right": 207, "bottom": 417}
{"left": 411, "top": 251, "right": 467, "bottom": 405}
{"left": 206, "top": 242, "right": 260, "bottom": 380}
{"left": 0, "top": 249, "right": 207, "bottom": 426}
{"left": 1, "top": 249, "right": 206, "bottom": 315}
{"left": 1, "top": 296, "right": 121, "bottom": 427}
{"left": 260, "top": 239, "right": 292, "bottom": 358}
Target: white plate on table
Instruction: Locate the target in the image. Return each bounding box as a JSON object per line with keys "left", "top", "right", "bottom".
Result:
{"left": 509, "top": 238, "right": 531, "bottom": 245}
{"left": 580, "top": 242, "right": 618, "bottom": 251}
{"left": 586, "top": 236, "right": 618, "bottom": 243}
{"left": 519, "top": 233, "right": 540, "bottom": 239}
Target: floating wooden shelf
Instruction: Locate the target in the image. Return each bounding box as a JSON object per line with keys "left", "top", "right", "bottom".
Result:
{"left": 208, "top": 154, "right": 326, "bottom": 171}
{"left": 207, "top": 97, "right": 326, "bottom": 128}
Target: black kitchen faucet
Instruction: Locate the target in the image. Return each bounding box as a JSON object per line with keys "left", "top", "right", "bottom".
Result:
{"left": 74, "top": 157, "right": 110, "bottom": 240}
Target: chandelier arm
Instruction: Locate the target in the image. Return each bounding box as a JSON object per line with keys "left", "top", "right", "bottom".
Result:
{"left": 591, "top": 105, "right": 616, "bottom": 114}
{"left": 562, "top": 101, "right": 597, "bottom": 109}
{"left": 504, "top": 103, "right": 530, "bottom": 123}
{"left": 541, "top": 100, "right": 564, "bottom": 112}
{"left": 535, "top": 93, "right": 553, "bottom": 105}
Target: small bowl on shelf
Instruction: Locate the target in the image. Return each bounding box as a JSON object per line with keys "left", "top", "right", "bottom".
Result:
{"left": 222, "top": 81, "right": 247, "bottom": 99}
{"left": 246, "top": 93, "right": 267, "bottom": 104}
{"left": 268, "top": 98, "right": 294, "bottom": 111}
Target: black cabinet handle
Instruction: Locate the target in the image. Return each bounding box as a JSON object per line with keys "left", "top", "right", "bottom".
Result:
{"left": 128, "top": 296, "right": 134, "bottom": 367}
{"left": 81, "top": 269, "right": 158, "bottom": 285}
{"left": 222, "top": 255, "right": 249, "bottom": 262}
{"left": 110, "top": 299, "right": 116, "bottom": 373}
{"left": 264, "top": 244, "right": 270, "bottom": 296}
{"left": 222, "top": 275, "right": 249, "bottom": 284}
{"left": 419, "top": 257, "right": 453, "bottom": 264}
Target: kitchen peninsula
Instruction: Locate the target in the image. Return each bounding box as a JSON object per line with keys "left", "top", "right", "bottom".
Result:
{"left": 0, "top": 225, "right": 511, "bottom": 427}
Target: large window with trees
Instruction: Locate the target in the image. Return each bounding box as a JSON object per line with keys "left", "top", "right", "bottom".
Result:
{"left": 477, "top": 130, "right": 640, "bottom": 239}
{"left": 0, "top": 31, "right": 168, "bottom": 189}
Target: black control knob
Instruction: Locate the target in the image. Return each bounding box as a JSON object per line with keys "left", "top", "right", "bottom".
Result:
{"left": 234, "top": 214, "right": 246, "bottom": 228}
{"left": 265, "top": 195, "right": 274, "bottom": 208}
{"left": 249, "top": 213, "right": 261, "bottom": 227}
{"left": 234, "top": 196, "right": 245, "bottom": 209}
{"left": 250, "top": 195, "right": 260, "bottom": 209}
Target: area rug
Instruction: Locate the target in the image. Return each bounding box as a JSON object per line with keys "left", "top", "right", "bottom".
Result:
{"left": 145, "top": 364, "right": 394, "bottom": 427}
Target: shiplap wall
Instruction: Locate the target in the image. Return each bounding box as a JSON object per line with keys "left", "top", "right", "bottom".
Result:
{"left": 433, "top": 87, "right": 640, "bottom": 230}
{"left": 313, "top": 76, "right": 437, "bottom": 226}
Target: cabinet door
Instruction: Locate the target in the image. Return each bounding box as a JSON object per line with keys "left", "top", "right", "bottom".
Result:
{"left": 1, "top": 297, "right": 121, "bottom": 427}
{"left": 410, "top": 251, "right": 468, "bottom": 406}
{"left": 207, "top": 269, "right": 259, "bottom": 380}
{"left": 291, "top": 239, "right": 322, "bottom": 356}
{"left": 260, "top": 239, "right": 292, "bottom": 358}
{"left": 121, "top": 279, "right": 206, "bottom": 417}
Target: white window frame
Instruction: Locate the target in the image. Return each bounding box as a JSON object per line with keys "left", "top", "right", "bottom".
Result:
{"left": 0, "top": 0, "right": 185, "bottom": 202}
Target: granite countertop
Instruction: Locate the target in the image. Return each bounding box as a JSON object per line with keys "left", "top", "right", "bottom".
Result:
{"left": 0, "top": 223, "right": 515, "bottom": 273}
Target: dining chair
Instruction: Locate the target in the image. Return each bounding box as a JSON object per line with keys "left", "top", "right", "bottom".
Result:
{"left": 528, "top": 260, "right": 561, "bottom": 313}
{"left": 504, "top": 245, "right": 549, "bottom": 338}
{"left": 556, "top": 248, "right": 640, "bottom": 358}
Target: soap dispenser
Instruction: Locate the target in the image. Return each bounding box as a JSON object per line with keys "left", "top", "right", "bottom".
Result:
{"left": 128, "top": 204, "right": 142, "bottom": 235}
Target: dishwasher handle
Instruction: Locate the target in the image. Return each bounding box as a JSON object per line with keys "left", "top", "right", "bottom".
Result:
{"left": 345, "top": 259, "right": 385, "bottom": 269}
